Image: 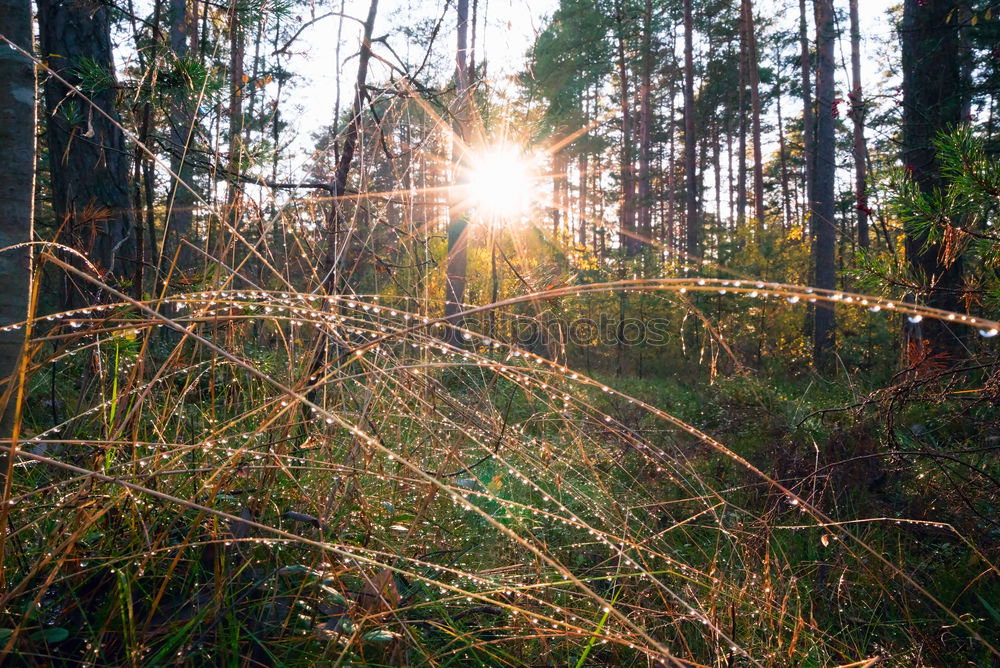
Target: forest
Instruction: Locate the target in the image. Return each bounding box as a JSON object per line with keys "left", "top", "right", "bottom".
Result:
{"left": 0, "top": 0, "right": 999, "bottom": 664}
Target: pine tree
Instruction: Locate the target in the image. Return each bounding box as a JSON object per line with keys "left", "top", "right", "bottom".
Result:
{"left": 0, "top": 0, "right": 34, "bottom": 439}
{"left": 900, "top": 0, "right": 971, "bottom": 359}
{"left": 812, "top": 0, "right": 836, "bottom": 364}
{"left": 38, "top": 0, "right": 138, "bottom": 306}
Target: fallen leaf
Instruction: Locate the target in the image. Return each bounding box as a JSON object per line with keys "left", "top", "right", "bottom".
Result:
{"left": 355, "top": 569, "right": 400, "bottom": 615}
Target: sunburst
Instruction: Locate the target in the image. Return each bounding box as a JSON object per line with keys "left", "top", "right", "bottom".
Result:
{"left": 460, "top": 144, "right": 541, "bottom": 220}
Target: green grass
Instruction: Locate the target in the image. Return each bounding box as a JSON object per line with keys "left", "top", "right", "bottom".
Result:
{"left": 2, "top": 281, "right": 997, "bottom": 666}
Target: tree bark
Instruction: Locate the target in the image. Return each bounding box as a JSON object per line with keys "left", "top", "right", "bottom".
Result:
{"left": 812, "top": 0, "right": 836, "bottom": 364}
{"left": 736, "top": 9, "right": 748, "bottom": 228}
{"left": 775, "top": 59, "right": 793, "bottom": 229}
{"left": 578, "top": 153, "right": 588, "bottom": 247}
{"left": 742, "top": 0, "right": 766, "bottom": 232}
{"left": 0, "top": 0, "right": 35, "bottom": 431}
{"left": 556, "top": 153, "right": 565, "bottom": 242}
{"left": 166, "top": 0, "right": 198, "bottom": 268}
{"left": 38, "top": 0, "right": 137, "bottom": 306}
{"left": 614, "top": 0, "right": 637, "bottom": 255}
{"left": 444, "top": 0, "right": 470, "bottom": 330}
{"left": 683, "top": 0, "right": 699, "bottom": 259}
{"left": 799, "top": 0, "right": 814, "bottom": 234}
{"left": 900, "top": 0, "right": 969, "bottom": 358}
{"left": 666, "top": 67, "right": 677, "bottom": 260}
{"left": 130, "top": 0, "right": 162, "bottom": 299}
{"left": 323, "top": 0, "right": 379, "bottom": 293}
{"left": 220, "top": 5, "right": 245, "bottom": 264}
{"left": 726, "top": 115, "right": 733, "bottom": 224}
{"left": 849, "top": 0, "right": 869, "bottom": 249}
{"left": 636, "top": 0, "right": 654, "bottom": 252}
{"left": 713, "top": 120, "right": 721, "bottom": 226}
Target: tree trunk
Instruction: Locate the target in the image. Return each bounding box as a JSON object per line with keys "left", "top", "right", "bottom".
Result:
{"left": 775, "top": 60, "right": 793, "bottom": 229}
{"left": 726, "top": 115, "right": 734, "bottom": 224}
{"left": 470, "top": 0, "right": 478, "bottom": 81}
{"left": 713, "top": 120, "right": 721, "bottom": 226}
{"left": 130, "top": 0, "right": 162, "bottom": 299}
{"left": 799, "top": 0, "right": 814, "bottom": 235}
{"left": 614, "top": 0, "right": 636, "bottom": 255}
{"left": 901, "top": 0, "right": 969, "bottom": 358}
{"left": 683, "top": 0, "right": 699, "bottom": 259}
{"left": 220, "top": 8, "right": 245, "bottom": 264}
{"left": 166, "top": 0, "right": 198, "bottom": 268}
{"left": 38, "top": 0, "right": 137, "bottom": 306}
{"left": 698, "top": 123, "right": 709, "bottom": 257}
{"left": 812, "top": 0, "right": 836, "bottom": 365}
{"left": 666, "top": 69, "right": 676, "bottom": 260}
{"left": 743, "top": 0, "right": 765, "bottom": 232}
{"left": 551, "top": 155, "right": 561, "bottom": 238}
{"left": 444, "top": 0, "right": 470, "bottom": 330}
{"left": 323, "top": 0, "right": 378, "bottom": 293}
{"left": 736, "top": 11, "right": 748, "bottom": 228}
{"left": 0, "top": 0, "right": 35, "bottom": 431}
{"left": 578, "top": 153, "right": 588, "bottom": 247}
{"left": 849, "top": 0, "right": 869, "bottom": 249}
{"left": 636, "top": 0, "right": 654, "bottom": 253}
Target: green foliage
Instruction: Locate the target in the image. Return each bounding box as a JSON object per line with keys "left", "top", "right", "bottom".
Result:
{"left": 875, "top": 126, "right": 1000, "bottom": 314}
{"left": 71, "top": 57, "right": 116, "bottom": 94}
{"left": 523, "top": 0, "right": 612, "bottom": 140}
{"left": 160, "top": 56, "right": 223, "bottom": 98}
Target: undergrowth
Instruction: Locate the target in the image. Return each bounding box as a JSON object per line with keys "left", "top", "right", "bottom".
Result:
{"left": 0, "top": 273, "right": 997, "bottom": 667}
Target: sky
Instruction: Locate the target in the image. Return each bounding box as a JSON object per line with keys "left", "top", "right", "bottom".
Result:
{"left": 283, "top": 0, "right": 556, "bottom": 161}
{"left": 277, "top": 0, "right": 898, "bottom": 178}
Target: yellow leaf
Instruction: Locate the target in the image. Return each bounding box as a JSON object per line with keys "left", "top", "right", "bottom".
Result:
{"left": 971, "top": 14, "right": 979, "bottom": 26}
{"left": 487, "top": 473, "right": 504, "bottom": 493}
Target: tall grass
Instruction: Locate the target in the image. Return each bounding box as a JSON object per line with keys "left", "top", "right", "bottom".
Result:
{"left": 1, "top": 248, "right": 997, "bottom": 665}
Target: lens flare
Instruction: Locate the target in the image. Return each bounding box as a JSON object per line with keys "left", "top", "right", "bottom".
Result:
{"left": 464, "top": 145, "right": 538, "bottom": 219}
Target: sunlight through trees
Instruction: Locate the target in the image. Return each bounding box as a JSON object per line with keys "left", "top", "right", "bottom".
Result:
{"left": 0, "top": 0, "right": 998, "bottom": 664}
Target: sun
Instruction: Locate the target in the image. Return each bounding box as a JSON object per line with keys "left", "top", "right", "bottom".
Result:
{"left": 463, "top": 145, "right": 539, "bottom": 220}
